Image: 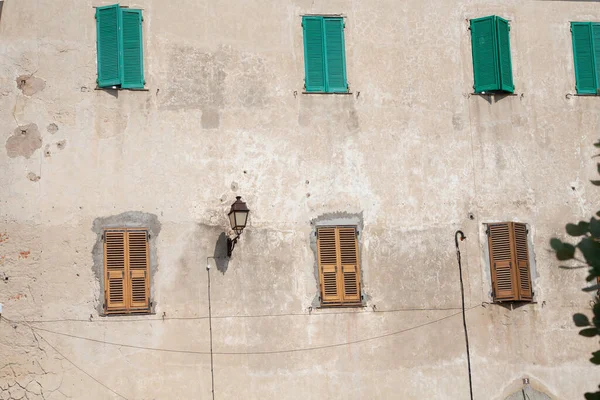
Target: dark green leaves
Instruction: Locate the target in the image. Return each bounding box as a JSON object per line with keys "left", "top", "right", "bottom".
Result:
{"left": 574, "top": 313, "right": 591, "bottom": 327}
{"left": 550, "top": 238, "right": 576, "bottom": 260}
{"left": 580, "top": 327, "right": 598, "bottom": 337}
{"left": 567, "top": 222, "right": 590, "bottom": 236}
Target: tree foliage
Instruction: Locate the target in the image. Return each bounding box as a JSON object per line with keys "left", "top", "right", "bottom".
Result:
{"left": 550, "top": 140, "right": 600, "bottom": 400}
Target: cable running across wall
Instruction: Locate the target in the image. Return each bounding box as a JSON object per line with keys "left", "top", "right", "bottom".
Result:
{"left": 2, "top": 306, "right": 478, "bottom": 356}
{"left": 10, "top": 306, "right": 465, "bottom": 324}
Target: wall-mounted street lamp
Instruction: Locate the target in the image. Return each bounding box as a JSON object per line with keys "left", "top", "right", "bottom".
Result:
{"left": 227, "top": 196, "right": 250, "bottom": 257}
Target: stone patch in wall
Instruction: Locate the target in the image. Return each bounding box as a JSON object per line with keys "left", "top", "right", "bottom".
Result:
{"left": 5, "top": 124, "right": 42, "bottom": 159}
{"left": 91, "top": 212, "right": 162, "bottom": 315}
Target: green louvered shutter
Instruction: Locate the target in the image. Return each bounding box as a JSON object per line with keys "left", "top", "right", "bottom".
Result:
{"left": 471, "top": 16, "right": 500, "bottom": 93}
{"left": 120, "top": 9, "right": 144, "bottom": 89}
{"left": 303, "top": 16, "right": 326, "bottom": 92}
{"left": 96, "top": 4, "right": 121, "bottom": 87}
{"left": 496, "top": 17, "right": 514, "bottom": 93}
{"left": 592, "top": 24, "right": 600, "bottom": 94}
{"left": 323, "top": 18, "right": 347, "bottom": 93}
{"left": 571, "top": 23, "right": 597, "bottom": 94}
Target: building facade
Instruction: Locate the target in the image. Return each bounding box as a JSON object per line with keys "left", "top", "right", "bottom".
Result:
{"left": 1, "top": 0, "right": 599, "bottom": 399}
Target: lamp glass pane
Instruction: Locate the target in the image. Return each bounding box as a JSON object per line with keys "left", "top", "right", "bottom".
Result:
{"left": 229, "top": 212, "right": 236, "bottom": 230}
{"left": 236, "top": 211, "right": 248, "bottom": 228}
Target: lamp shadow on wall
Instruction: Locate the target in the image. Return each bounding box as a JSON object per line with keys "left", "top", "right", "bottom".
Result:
{"left": 213, "top": 232, "right": 230, "bottom": 274}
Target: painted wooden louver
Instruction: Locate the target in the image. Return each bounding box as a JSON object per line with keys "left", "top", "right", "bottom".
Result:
{"left": 120, "top": 9, "right": 144, "bottom": 89}
{"left": 470, "top": 15, "right": 514, "bottom": 94}
{"left": 487, "top": 222, "right": 532, "bottom": 302}
{"left": 571, "top": 22, "right": 600, "bottom": 94}
{"left": 96, "top": 4, "right": 144, "bottom": 89}
{"left": 302, "top": 16, "right": 347, "bottom": 93}
{"left": 96, "top": 4, "right": 121, "bottom": 87}
{"left": 317, "top": 227, "right": 361, "bottom": 305}
{"left": 104, "top": 229, "right": 150, "bottom": 313}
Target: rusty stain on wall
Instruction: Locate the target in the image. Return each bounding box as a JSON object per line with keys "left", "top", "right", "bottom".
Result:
{"left": 15, "top": 74, "right": 46, "bottom": 96}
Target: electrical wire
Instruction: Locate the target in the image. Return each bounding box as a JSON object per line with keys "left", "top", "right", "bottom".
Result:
{"left": 455, "top": 230, "right": 474, "bottom": 400}
{"left": 29, "top": 328, "right": 130, "bottom": 400}
{"left": 8, "top": 306, "right": 465, "bottom": 325}
{"left": 2, "top": 306, "right": 478, "bottom": 356}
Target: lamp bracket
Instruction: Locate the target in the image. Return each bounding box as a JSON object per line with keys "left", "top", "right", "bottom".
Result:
{"left": 227, "top": 234, "right": 241, "bottom": 257}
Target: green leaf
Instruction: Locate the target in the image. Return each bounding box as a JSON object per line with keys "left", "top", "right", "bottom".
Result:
{"left": 567, "top": 222, "right": 589, "bottom": 236}
{"left": 590, "top": 218, "right": 600, "bottom": 238}
{"left": 592, "top": 180, "right": 600, "bottom": 186}
{"left": 574, "top": 313, "right": 591, "bottom": 326}
{"left": 579, "top": 327, "right": 599, "bottom": 337}
{"left": 578, "top": 238, "right": 600, "bottom": 266}
{"left": 584, "top": 391, "right": 600, "bottom": 400}
{"left": 582, "top": 284, "right": 600, "bottom": 292}
{"left": 591, "top": 350, "right": 600, "bottom": 365}
{"left": 550, "top": 239, "right": 576, "bottom": 260}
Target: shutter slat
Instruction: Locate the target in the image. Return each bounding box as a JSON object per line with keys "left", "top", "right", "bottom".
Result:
{"left": 496, "top": 17, "right": 514, "bottom": 93}
{"left": 303, "top": 16, "right": 326, "bottom": 92}
{"left": 471, "top": 16, "right": 500, "bottom": 93}
{"left": 120, "top": 9, "right": 144, "bottom": 89}
{"left": 104, "top": 231, "right": 126, "bottom": 311}
{"left": 488, "top": 222, "right": 518, "bottom": 301}
{"left": 317, "top": 227, "right": 341, "bottom": 303}
{"left": 572, "top": 22, "right": 597, "bottom": 94}
{"left": 513, "top": 223, "right": 532, "bottom": 300}
{"left": 127, "top": 230, "right": 150, "bottom": 310}
{"left": 96, "top": 4, "right": 121, "bottom": 87}
{"left": 323, "top": 18, "right": 347, "bottom": 93}
{"left": 338, "top": 227, "right": 360, "bottom": 303}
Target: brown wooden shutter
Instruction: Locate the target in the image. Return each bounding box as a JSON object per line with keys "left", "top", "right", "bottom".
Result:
{"left": 317, "top": 227, "right": 341, "bottom": 303}
{"left": 127, "top": 230, "right": 150, "bottom": 311}
{"left": 338, "top": 227, "right": 361, "bottom": 303}
{"left": 104, "top": 230, "right": 127, "bottom": 311}
{"left": 513, "top": 222, "right": 532, "bottom": 301}
{"left": 488, "top": 223, "right": 518, "bottom": 301}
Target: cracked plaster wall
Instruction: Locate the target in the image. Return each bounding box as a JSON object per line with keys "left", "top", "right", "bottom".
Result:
{"left": 0, "top": 0, "right": 599, "bottom": 399}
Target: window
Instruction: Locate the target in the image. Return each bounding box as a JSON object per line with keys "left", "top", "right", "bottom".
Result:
{"left": 316, "top": 226, "right": 361, "bottom": 306}
{"left": 486, "top": 222, "right": 532, "bottom": 302}
{"left": 104, "top": 229, "right": 150, "bottom": 314}
{"left": 470, "top": 16, "right": 514, "bottom": 94}
{"left": 302, "top": 16, "right": 348, "bottom": 93}
{"left": 95, "top": 4, "right": 144, "bottom": 89}
{"left": 571, "top": 22, "right": 600, "bottom": 95}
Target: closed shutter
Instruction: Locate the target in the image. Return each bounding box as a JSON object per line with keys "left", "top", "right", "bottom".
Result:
{"left": 513, "top": 223, "right": 532, "bottom": 300}
{"left": 338, "top": 227, "right": 360, "bottom": 303}
{"left": 572, "top": 23, "right": 597, "bottom": 94}
{"left": 104, "top": 230, "right": 127, "bottom": 311}
{"left": 96, "top": 4, "right": 121, "bottom": 87}
{"left": 317, "top": 226, "right": 361, "bottom": 306}
{"left": 303, "top": 16, "right": 326, "bottom": 92}
{"left": 488, "top": 223, "right": 518, "bottom": 301}
{"left": 127, "top": 230, "right": 150, "bottom": 310}
{"left": 317, "top": 227, "right": 341, "bottom": 303}
{"left": 323, "top": 18, "right": 347, "bottom": 93}
{"left": 120, "top": 9, "right": 144, "bottom": 89}
{"left": 496, "top": 17, "right": 514, "bottom": 93}
{"left": 471, "top": 16, "right": 500, "bottom": 93}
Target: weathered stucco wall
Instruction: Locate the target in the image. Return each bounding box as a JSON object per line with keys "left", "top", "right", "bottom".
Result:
{"left": 0, "top": 0, "right": 598, "bottom": 399}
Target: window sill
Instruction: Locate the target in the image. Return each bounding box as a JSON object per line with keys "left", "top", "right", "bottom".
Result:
{"left": 102, "top": 310, "right": 154, "bottom": 317}
{"left": 95, "top": 87, "right": 149, "bottom": 92}
{"left": 302, "top": 91, "right": 353, "bottom": 95}
{"left": 470, "top": 92, "right": 520, "bottom": 97}
{"left": 317, "top": 303, "right": 364, "bottom": 309}
{"left": 566, "top": 93, "right": 600, "bottom": 98}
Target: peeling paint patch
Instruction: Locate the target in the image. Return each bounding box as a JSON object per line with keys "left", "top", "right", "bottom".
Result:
{"left": 18, "top": 251, "right": 30, "bottom": 259}
{"left": 43, "top": 144, "right": 51, "bottom": 158}
{"left": 26, "top": 172, "right": 40, "bottom": 182}
{"left": 56, "top": 140, "right": 66, "bottom": 150}
{"left": 16, "top": 74, "right": 46, "bottom": 96}
{"left": 0, "top": 233, "right": 8, "bottom": 243}
{"left": 5, "top": 124, "right": 42, "bottom": 159}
